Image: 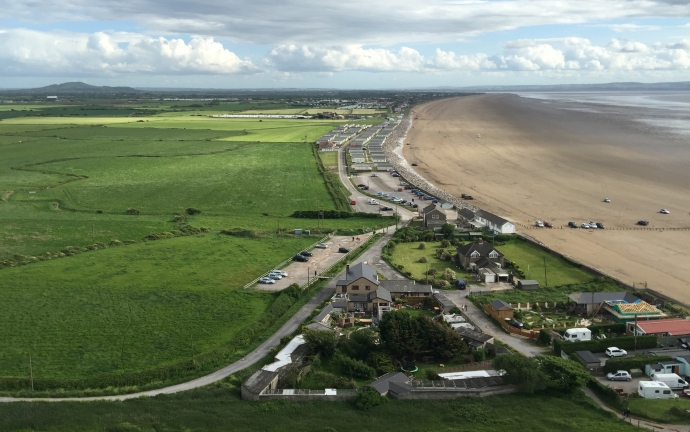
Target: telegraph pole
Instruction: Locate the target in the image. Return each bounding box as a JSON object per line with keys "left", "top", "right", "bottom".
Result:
{"left": 29, "top": 355, "right": 34, "bottom": 392}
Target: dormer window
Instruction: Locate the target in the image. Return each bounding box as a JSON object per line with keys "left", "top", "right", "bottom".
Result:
{"left": 471, "top": 251, "right": 480, "bottom": 258}
{"left": 489, "top": 251, "right": 498, "bottom": 258}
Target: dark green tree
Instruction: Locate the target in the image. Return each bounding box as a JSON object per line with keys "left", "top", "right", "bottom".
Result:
{"left": 353, "top": 386, "right": 388, "bottom": 410}
{"left": 536, "top": 356, "right": 591, "bottom": 393}
{"left": 378, "top": 310, "right": 421, "bottom": 356}
{"left": 494, "top": 354, "right": 546, "bottom": 394}
{"left": 440, "top": 223, "right": 456, "bottom": 239}
{"left": 303, "top": 329, "right": 338, "bottom": 358}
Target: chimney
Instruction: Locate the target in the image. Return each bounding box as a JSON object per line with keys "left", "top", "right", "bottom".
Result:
{"left": 346, "top": 264, "right": 350, "bottom": 275}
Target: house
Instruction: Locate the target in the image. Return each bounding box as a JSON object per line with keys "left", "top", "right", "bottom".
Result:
{"left": 369, "top": 372, "right": 411, "bottom": 396}
{"left": 312, "top": 304, "right": 340, "bottom": 327}
{"left": 422, "top": 204, "right": 447, "bottom": 229}
{"left": 488, "top": 300, "right": 514, "bottom": 319}
{"left": 472, "top": 210, "right": 515, "bottom": 234}
{"left": 574, "top": 350, "right": 602, "bottom": 371}
{"left": 458, "top": 208, "right": 476, "bottom": 225}
{"left": 335, "top": 263, "right": 391, "bottom": 317}
{"left": 567, "top": 292, "right": 640, "bottom": 315}
{"left": 627, "top": 318, "right": 690, "bottom": 337}
{"left": 456, "top": 240, "right": 505, "bottom": 271}
{"left": 434, "top": 292, "right": 456, "bottom": 313}
{"left": 602, "top": 301, "right": 666, "bottom": 322}
{"left": 379, "top": 280, "right": 433, "bottom": 303}
{"left": 454, "top": 327, "right": 494, "bottom": 348}
{"left": 646, "top": 360, "right": 684, "bottom": 377}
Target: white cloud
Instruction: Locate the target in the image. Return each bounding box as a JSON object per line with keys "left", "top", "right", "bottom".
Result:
{"left": 267, "top": 45, "right": 426, "bottom": 72}
{"left": 609, "top": 23, "right": 661, "bottom": 32}
{"left": 1, "top": 1, "right": 690, "bottom": 45}
{"left": 0, "top": 29, "right": 258, "bottom": 76}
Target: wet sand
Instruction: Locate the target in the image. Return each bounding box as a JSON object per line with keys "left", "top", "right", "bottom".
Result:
{"left": 404, "top": 94, "right": 690, "bottom": 301}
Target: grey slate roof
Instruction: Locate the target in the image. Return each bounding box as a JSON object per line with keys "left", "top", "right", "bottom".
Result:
{"left": 422, "top": 204, "right": 436, "bottom": 215}
{"left": 489, "top": 299, "right": 513, "bottom": 311}
{"left": 305, "top": 322, "right": 335, "bottom": 333}
{"left": 241, "top": 369, "right": 279, "bottom": 395}
{"left": 313, "top": 304, "right": 334, "bottom": 324}
{"left": 379, "top": 280, "right": 433, "bottom": 295}
{"left": 455, "top": 327, "right": 494, "bottom": 343}
{"left": 575, "top": 350, "right": 601, "bottom": 365}
{"left": 473, "top": 256, "right": 501, "bottom": 270}
{"left": 567, "top": 292, "right": 640, "bottom": 305}
{"left": 677, "top": 355, "right": 690, "bottom": 363}
{"left": 369, "top": 372, "right": 410, "bottom": 395}
{"left": 456, "top": 241, "right": 503, "bottom": 259}
{"left": 475, "top": 209, "right": 511, "bottom": 227}
{"left": 336, "top": 262, "right": 379, "bottom": 287}
{"left": 459, "top": 208, "right": 476, "bottom": 220}
{"left": 347, "top": 287, "right": 392, "bottom": 303}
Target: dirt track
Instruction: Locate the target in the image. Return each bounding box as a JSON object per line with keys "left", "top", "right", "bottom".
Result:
{"left": 404, "top": 94, "right": 690, "bottom": 301}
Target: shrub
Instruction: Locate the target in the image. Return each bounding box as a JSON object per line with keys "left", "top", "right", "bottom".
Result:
{"left": 418, "top": 242, "right": 426, "bottom": 250}
{"left": 473, "top": 348, "right": 488, "bottom": 362}
{"left": 603, "top": 355, "right": 672, "bottom": 374}
{"left": 442, "top": 268, "right": 456, "bottom": 281}
{"left": 336, "top": 353, "right": 376, "bottom": 379}
{"left": 538, "top": 329, "right": 552, "bottom": 345}
{"left": 426, "top": 268, "right": 437, "bottom": 275}
{"left": 418, "top": 256, "right": 428, "bottom": 263}
{"left": 95, "top": 209, "right": 103, "bottom": 214}
{"left": 185, "top": 207, "right": 201, "bottom": 215}
{"left": 554, "top": 335, "right": 657, "bottom": 356}
{"left": 125, "top": 208, "right": 140, "bottom": 215}
{"left": 353, "top": 386, "right": 388, "bottom": 410}
{"left": 436, "top": 280, "right": 449, "bottom": 288}
{"left": 440, "top": 239, "right": 450, "bottom": 248}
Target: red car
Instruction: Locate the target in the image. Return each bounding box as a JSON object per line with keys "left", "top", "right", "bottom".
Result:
{"left": 544, "top": 221, "right": 553, "bottom": 228}
{"left": 350, "top": 200, "right": 356, "bottom": 205}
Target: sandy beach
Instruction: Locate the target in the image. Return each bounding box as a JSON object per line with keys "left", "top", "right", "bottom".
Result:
{"left": 404, "top": 94, "right": 690, "bottom": 301}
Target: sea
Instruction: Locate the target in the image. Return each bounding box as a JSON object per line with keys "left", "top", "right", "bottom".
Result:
{"left": 517, "top": 91, "right": 690, "bottom": 136}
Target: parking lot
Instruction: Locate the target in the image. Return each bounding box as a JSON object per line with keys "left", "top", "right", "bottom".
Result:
{"left": 253, "top": 234, "right": 373, "bottom": 291}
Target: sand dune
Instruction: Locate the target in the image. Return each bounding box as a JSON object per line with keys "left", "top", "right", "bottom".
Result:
{"left": 404, "top": 94, "right": 690, "bottom": 301}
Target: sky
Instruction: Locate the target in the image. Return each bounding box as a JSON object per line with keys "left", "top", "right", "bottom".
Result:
{"left": 1, "top": 0, "right": 690, "bottom": 89}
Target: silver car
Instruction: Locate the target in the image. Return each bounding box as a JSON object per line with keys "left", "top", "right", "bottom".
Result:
{"left": 258, "top": 277, "right": 275, "bottom": 284}
{"left": 607, "top": 370, "right": 631, "bottom": 381}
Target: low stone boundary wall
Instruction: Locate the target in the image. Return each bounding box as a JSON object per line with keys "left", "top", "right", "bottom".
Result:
{"left": 390, "top": 385, "right": 517, "bottom": 400}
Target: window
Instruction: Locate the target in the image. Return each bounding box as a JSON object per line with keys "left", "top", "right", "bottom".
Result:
{"left": 663, "top": 390, "right": 671, "bottom": 395}
{"left": 432, "top": 214, "right": 439, "bottom": 219}
{"left": 471, "top": 251, "right": 480, "bottom": 258}
{"left": 365, "top": 286, "right": 370, "bottom": 290}
{"left": 655, "top": 390, "right": 660, "bottom": 394}
{"left": 352, "top": 285, "right": 359, "bottom": 290}
{"left": 489, "top": 251, "right": 498, "bottom": 258}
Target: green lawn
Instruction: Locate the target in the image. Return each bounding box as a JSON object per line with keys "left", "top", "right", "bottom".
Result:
{"left": 628, "top": 397, "right": 690, "bottom": 424}
{"left": 470, "top": 279, "right": 624, "bottom": 305}
{"left": 0, "top": 233, "right": 315, "bottom": 380}
{"left": 318, "top": 151, "right": 338, "bottom": 167}
{"left": 400, "top": 308, "right": 437, "bottom": 318}
{"left": 496, "top": 239, "right": 594, "bottom": 287}
{"left": 389, "top": 241, "right": 473, "bottom": 282}
{"left": 0, "top": 388, "right": 641, "bottom": 432}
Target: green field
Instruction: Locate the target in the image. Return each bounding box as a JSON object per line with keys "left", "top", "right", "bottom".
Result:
{"left": 318, "top": 150, "right": 338, "bottom": 168}
{"left": 627, "top": 397, "right": 690, "bottom": 424}
{"left": 388, "top": 241, "right": 473, "bottom": 282}
{"left": 0, "top": 233, "right": 315, "bottom": 380}
{"left": 0, "top": 386, "right": 640, "bottom": 432}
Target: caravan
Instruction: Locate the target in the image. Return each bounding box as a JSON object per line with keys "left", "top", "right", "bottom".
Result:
{"left": 638, "top": 381, "right": 678, "bottom": 399}
{"left": 563, "top": 328, "right": 592, "bottom": 342}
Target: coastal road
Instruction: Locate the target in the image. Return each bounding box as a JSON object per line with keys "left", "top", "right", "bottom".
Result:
{"left": 0, "top": 233, "right": 394, "bottom": 403}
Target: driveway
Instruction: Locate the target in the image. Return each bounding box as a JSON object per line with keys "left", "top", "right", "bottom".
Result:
{"left": 255, "top": 234, "right": 373, "bottom": 291}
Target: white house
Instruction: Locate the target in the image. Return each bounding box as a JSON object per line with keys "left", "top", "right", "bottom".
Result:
{"left": 473, "top": 210, "right": 515, "bottom": 234}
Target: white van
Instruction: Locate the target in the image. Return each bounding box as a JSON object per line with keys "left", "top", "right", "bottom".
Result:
{"left": 638, "top": 381, "right": 678, "bottom": 399}
{"left": 651, "top": 373, "right": 689, "bottom": 390}
{"left": 563, "top": 328, "right": 592, "bottom": 342}
{"left": 369, "top": 198, "right": 379, "bottom": 205}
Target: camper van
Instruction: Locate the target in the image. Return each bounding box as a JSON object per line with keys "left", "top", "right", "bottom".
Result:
{"left": 651, "top": 373, "right": 689, "bottom": 390}
{"left": 563, "top": 328, "right": 592, "bottom": 342}
{"left": 638, "top": 381, "right": 678, "bottom": 399}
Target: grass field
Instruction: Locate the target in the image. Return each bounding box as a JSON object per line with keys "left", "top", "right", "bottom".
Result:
{"left": 0, "top": 233, "right": 315, "bottom": 380}
{"left": 0, "top": 387, "right": 640, "bottom": 432}
{"left": 496, "top": 239, "right": 594, "bottom": 287}
{"left": 318, "top": 151, "right": 338, "bottom": 168}
{"left": 627, "top": 398, "right": 690, "bottom": 424}
{"left": 389, "top": 241, "right": 473, "bottom": 282}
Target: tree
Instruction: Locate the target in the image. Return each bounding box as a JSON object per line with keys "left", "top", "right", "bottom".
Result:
{"left": 538, "top": 329, "right": 552, "bottom": 345}
{"left": 378, "top": 311, "right": 421, "bottom": 356}
{"left": 494, "top": 354, "right": 546, "bottom": 394}
{"left": 353, "top": 386, "right": 388, "bottom": 410}
{"left": 536, "top": 356, "right": 591, "bottom": 393}
{"left": 415, "top": 315, "right": 467, "bottom": 360}
{"left": 303, "top": 329, "right": 338, "bottom": 358}
{"left": 442, "top": 268, "right": 456, "bottom": 281}
{"left": 440, "top": 223, "right": 456, "bottom": 239}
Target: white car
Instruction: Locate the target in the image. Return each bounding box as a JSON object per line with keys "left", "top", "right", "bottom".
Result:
{"left": 270, "top": 270, "right": 288, "bottom": 277}
{"left": 604, "top": 198, "right": 611, "bottom": 203}
{"left": 315, "top": 243, "right": 328, "bottom": 249}
{"left": 390, "top": 197, "right": 403, "bottom": 203}
{"left": 268, "top": 273, "right": 282, "bottom": 280}
{"left": 660, "top": 208, "right": 670, "bottom": 214}
{"left": 588, "top": 222, "right": 598, "bottom": 229}
{"left": 606, "top": 347, "right": 627, "bottom": 358}
{"left": 607, "top": 370, "right": 632, "bottom": 381}
{"left": 535, "top": 220, "right": 544, "bottom": 227}
{"left": 258, "top": 277, "right": 275, "bottom": 284}
{"left": 581, "top": 223, "right": 590, "bottom": 229}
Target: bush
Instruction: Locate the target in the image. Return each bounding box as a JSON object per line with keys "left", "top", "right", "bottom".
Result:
{"left": 418, "top": 256, "right": 428, "bottom": 263}
{"left": 185, "top": 207, "right": 202, "bottom": 215}
{"left": 603, "top": 355, "right": 672, "bottom": 374}
{"left": 554, "top": 335, "right": 657, "bottom": 356}
{"left": 336, "top": 353, "right": 376, "bottom": 379}
{"left": 586, "top": 378, "right": 625, "bottom": 410}
{"left": 426, "top": 268, "right": 437, "bottom": 275}
{"left": 353, "top": 386, "right": 388, "bottom": 410}
{"left": 473, "top": 348, "right": 488, "bottom": 362}
{"left": 440, "top": 239, "right": 450, "bottom": 248}
{"left": 538, "top": 329, "right": 552, "bottom": 345}
{"left": 436, "top": 280, "right": 449, "bottom": 288}
{"left": 442, "top": 268, "right": 456, "bottom": 281}
{"left": 418, "top": 242, "right": 426, "bottom": 250}
{"left": 125, "top": 208, "right": 140, "bottom": 215}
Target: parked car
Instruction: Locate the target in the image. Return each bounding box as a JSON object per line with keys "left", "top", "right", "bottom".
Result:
{"left": 349, "top": 200, "right": 356, "bottom": 205}
{"left": 596, "top": 222, "right": 605, "bottom": 229}
{"left": 338, "top": 247, "right": 350, "bottom": 253}
{"left": 606, "top": 347, "right": 627, "bottom": 358}
{"left": 604, "top": 198, "right": 611, "bottom": 203}
{"left": 411, "top": 204, "right": 419, "bottom": 208}
{"left": 568, "top": 221, "right": 578, "bottom": 228}
{"left": 507, "top": 320, "right": 524, "bottom": 329}
{"left": 581, "top": 223, "right": 589, "bottom": 229}
{"left": 403, "top": 185, "right": 413, "bottom": 190}
{"left": 369, "top": 199, "right": 379, "bottom": 205}
{"left": 258, "top": 277, "right": 275, "bottom": 284}
{"left": 392, "top": 173, "right": 401, "bottom": 177}
{"left": 370, "top": 174, "right": 378, "bottom": 177}
{"left": 544, "top": 221, "right": 553, "bottom": 228}
{"left": 357, "top": 184, "right": 366, "bottom": 188}
{"left": 535, "top": 220, "right": 544, "bottom": 227}
{"left": 315, "top": 243, "right": 328, "bottom": 249}
{"left": 380, "top": 206, "right": 393, "bottom": 211}
{"left": 299, "top": 250, "right": 313, "bottom": 257}
{"left": 358, "top": 185, "right": 369, "bottom": 190}
{"left": 660, "top": 208, "right": 670, "bottom": 214}
{"left": 268, "top": 273, "right": 282, "bottom": 280}
{"left": 637, "top": 220, "right": 649, "bottom": 226}
{"left": 293, "top": 254, "right": 309, "bottom": 262}
{"left": 607, "top": 371, "right": 632, "bottom": 382}
{"left": 431, "top": 199, "right": 438, "bottom": 204}
{"left": 588, "top": 222, "right": 598, "bottom": 229}
{"left": 411, "top": 163, "right": 418, "bottom": 166}
{"left": 269, "top": 270, "right": 287, "bottom": 277}
{"left": 400, "top": 200, "right": 408, "bottom": 204}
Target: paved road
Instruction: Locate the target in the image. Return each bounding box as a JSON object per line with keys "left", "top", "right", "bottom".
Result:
{"left": 0, "top": 233, "right": 393, "bottom": 403}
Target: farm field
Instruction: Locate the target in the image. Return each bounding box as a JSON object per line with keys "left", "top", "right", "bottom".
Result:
{"left": 0, "top": 233, "right": 315, "bottom": 380}
{"left": 496, "top": 239, "right": 595, "bottom": 287}
{"left": 0, "top": 388, "right": 640, "bottom": 432}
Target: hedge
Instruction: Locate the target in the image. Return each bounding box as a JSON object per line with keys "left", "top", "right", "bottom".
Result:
{"left": 586, "top": 378, "right": 626, "bottom": 410}
{"left": 554, "top": 335, "right": 657, "bottom": 355}
{"left": 603, "top": 355, "right": 672, "bottom": 374}
{"left": 587, "top": 323, "right": 627, "bottom": 335}
{"left": 291, "top": 210, "right": 390, "bottom": 219}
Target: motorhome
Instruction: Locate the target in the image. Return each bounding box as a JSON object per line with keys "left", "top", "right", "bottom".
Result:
{"left": 563, "top": 328, "right": 592, "bottom": 342}
{"left": 651, "top": 373, "right": 689, "bottom": 390}
{"left": 638, "top": 381, "right": 678, "bottom": 399}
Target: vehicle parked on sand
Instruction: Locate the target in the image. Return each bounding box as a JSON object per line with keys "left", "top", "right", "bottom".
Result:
{"left": 607, "top": 371, "right": 632, "bottom": 382}
{"left": 411, "top": 163, "right": 418, "bottom": 166}
{"left": 568, "top": 221, "right": 578, "bottom": 228}
{"left": 535, "top": 220, "right": 544, "bottom": 227}
{"left": 269, "top": 270, "right": 288, "bottom": 277}
{"left": 637, "top": 220, "right": 649, "bottom": 226}
{"left": 544, "top": 221, "right": 553, "bottom": 228}
{"left": 338, "top": 247, "right": 350, "bottom": 253}
{"left": 299, "top": 250, "right": 313, "bottom": 257}
{"left": 606, "top": 347, "right": 627, "bottom": 358}
{"left": 604, "top": 198, "right": 611, "bottom": 203}
{"left": 660, "top": 209, "right": 670, "bottom": 214}
{"left": 581, "top": 223, "right": 589, "bottom": 229}
{"left": 596, "top": 222, "right": 605, "bottom": 229}
{"left": 268, "top": 273, "right": 282, "bottom": 280}
{"left": 371, "top": 174, "right": 378, "bottom": 177}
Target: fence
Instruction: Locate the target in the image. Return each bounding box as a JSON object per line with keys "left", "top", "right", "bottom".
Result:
{"left": 243, "top": 235, "right": 330, "bottom": 289}
{"left": 483, "top": 304, "right": 539, "bottom": 339}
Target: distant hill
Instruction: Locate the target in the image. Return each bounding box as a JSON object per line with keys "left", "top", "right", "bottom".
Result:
{"left": 5, "top": 82, "right": 141, "bottom": 95}
{"left": 431, "top": 81, "right": 690, "bottom": 92}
